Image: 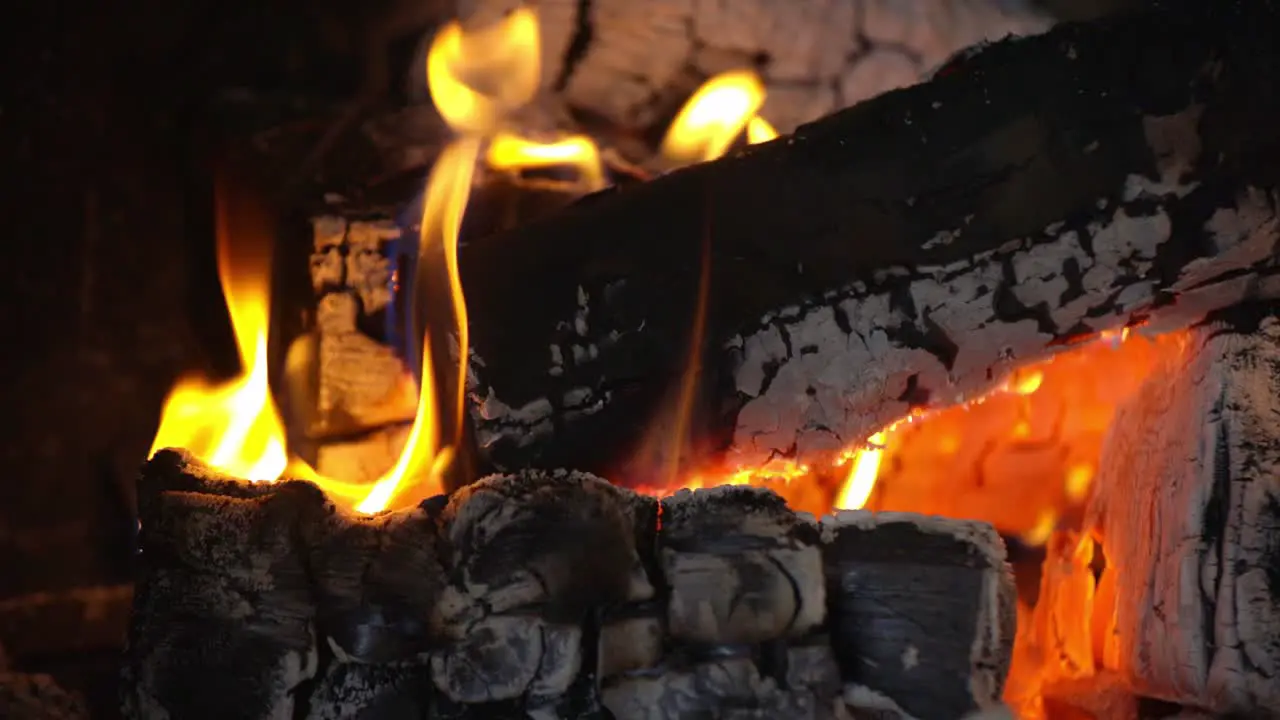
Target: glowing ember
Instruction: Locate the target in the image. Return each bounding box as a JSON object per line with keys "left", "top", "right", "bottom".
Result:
{"left": 834, "top": 431, "right": 885, "bottom": 511}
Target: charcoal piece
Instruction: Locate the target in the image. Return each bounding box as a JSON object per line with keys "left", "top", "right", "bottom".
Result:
{"left": 454, "top": 0, "right": 1280, "bottom": 482}
{"left": 122, "top": 449, "right": 328, "bottom": 720}
{"left": 304, "top": 660, "right": 433, "bottom": 720}
{"left": 429, "top": 470, "right": 644, "bottom": 704}
{"left": 658, "top": 486, "right": 825, "bottom": 645}
{"left": 822, "top": 510, "right": 1016, "bottom": 720}
{"left": 1086, "top": 311, "right": 1280, "bottom": 714}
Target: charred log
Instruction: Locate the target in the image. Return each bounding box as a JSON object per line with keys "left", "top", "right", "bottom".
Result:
{"left": 1085, "top": 308, "right": 1280, "bottom": 715}
{"left": 124, "top": 451, "right": 1014, "bottom": 719}
{"left": 824, "top": 511, "right": 1016, "bottom": 719}
{"left": 456, "top": 1, "right": 1280, "bottom": 480}
{"left": 123, "top": 451, "right": 328, "bottom": 720}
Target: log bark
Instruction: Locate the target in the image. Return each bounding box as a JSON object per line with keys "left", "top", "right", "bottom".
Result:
{"left": 123, "top": 452, "right": 328, "bottom": 720}
{"left": 437, "top": 0, "right": 1050, "bottom": 137}
{"left": 125, "top": 450, "right": 1014, "bottom": 720}
{"left": 454, "top": 1, "right": 1280, "bottom": 482}
{"left": 1084, "top": 308, "right": 1280, "bottom": 715}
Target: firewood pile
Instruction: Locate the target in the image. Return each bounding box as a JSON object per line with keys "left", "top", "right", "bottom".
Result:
{"left": 123, "top": 449, "right": 1015, "bottom": 720}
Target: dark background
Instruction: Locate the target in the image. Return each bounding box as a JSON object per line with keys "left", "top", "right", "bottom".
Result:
{"left": 0, "top": 0, "right": 1139, "bottom": 714}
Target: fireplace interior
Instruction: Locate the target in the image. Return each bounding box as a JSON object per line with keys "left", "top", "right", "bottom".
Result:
{"left": 5, "top": 0, "right": 1280, "bottom": 719}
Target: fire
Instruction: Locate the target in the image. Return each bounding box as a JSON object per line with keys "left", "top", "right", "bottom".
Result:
{"left": 148, "top": 6, "right": 592, "bottom": 513}
{"left": 486, "top": 132, "right": 606, "bottom": 191}
{"left": 661, "top": 69, "right": 778, "bottom": 163}
{"left": 148, "top": 177, "right": 288, "bottom": 483}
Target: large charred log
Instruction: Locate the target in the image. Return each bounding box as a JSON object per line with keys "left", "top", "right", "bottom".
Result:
{"left": 124, "top": 450, "right": 1014, "bottom": 720}
{"left": 455, "top": 1, "right": 1280, "bottom": 483}
{"left": 1083, "top": 306, "right": 1280, "bottom": 716}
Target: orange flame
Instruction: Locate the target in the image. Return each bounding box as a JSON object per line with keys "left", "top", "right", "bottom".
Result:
{"left": 149, "top": 171, "right": 288, "bottom": 483}
{"left": 425, "top": 7, "right": 541, "bottom": 134}
{"left": 662, "top": 70, "right": 776, "bottom": 164}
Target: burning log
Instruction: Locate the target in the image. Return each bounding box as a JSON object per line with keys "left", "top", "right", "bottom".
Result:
{"left": 457, "top": 1, "right": 1280, "bottom": 480}
{"left": 123, "top": 450, "right": 1016, "bottom": 720}
{"left": 445, "top": 0, "right": 1050, "bottom": 136}
{"left": 1084, "top": 308, "right": 1280, "bottom": 715}
{"left": 122, "top": 453, "right": 327, "bottom": 719}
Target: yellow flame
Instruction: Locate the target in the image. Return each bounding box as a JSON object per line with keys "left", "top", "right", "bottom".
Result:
{"left": 149, "top": 175, "right": 288, "bottom": 482}
{"left": 662, "top": 70, "right": 768, "bottom": 163}
{"left": 486, "top": 132, "right": 606, "bottom": 191}
{"left": 1010, "top": 369, "right": 1044, "bottom": 395}
{"left": 1020, "top": 509, "right": 1058, "bottom": 546}
{"left": 745, "top": 116, "right": 779, "bottom": 145}
{"left": 835, "top": 432, "right": 886, "bottom": 510}
{"left": 426, "top": 7, "right": 541, "bottom": 134}
{"left": 1065, "top": 462, "right": 1094, "bottom": 502}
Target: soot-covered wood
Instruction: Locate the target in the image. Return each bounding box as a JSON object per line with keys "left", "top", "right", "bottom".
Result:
{"left": 824, "top": 511, "right": 1016, "bottom": 719}
{"left": 457, "top": 1, "right": 1280, "bottom": 482}
{"left": 1084, "top": 308, "right": 1280, "bottom": 715}
{"left": 124, "top": 450, "right": 1015, "bottom": 720}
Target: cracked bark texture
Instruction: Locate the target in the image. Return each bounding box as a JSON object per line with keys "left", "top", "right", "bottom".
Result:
{"left": 440, "top": 0, "right": 1049, "bottom": 138}
{"left": 1084, "top": 308, "right": 1280, "bottom": 716}
{"left": 124, "top": 450, "right": 1015, "bottom": 720}
{"left": 455, "top": 0, "right": 1280, "bottom": 480}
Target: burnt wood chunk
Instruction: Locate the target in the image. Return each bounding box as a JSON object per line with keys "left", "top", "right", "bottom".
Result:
{"left": 457, "top": 0, "right": 1280, "bottom": 481}
{"left": 308, "top": 504, "right": 446, "bottom": 663}
{"left": 123, "top": 449, "right": 328, "bottom": 720}
{"left": 429, "top": 470, "right": 642, "bottom": 706}
{"left": 823, "top": 510, "right": 1017, "bottom": 720}
{"left": 308, "top": 216, "right": 419, "bottom": 441}
{"left": 658, "top": 486, "right": 826, "bottom": 644}
{"left": 1087, "top": 311, "right": 1280, "bottom": 714}
{"left": 304, "top": 661, "right": 434, "bottom": 720}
